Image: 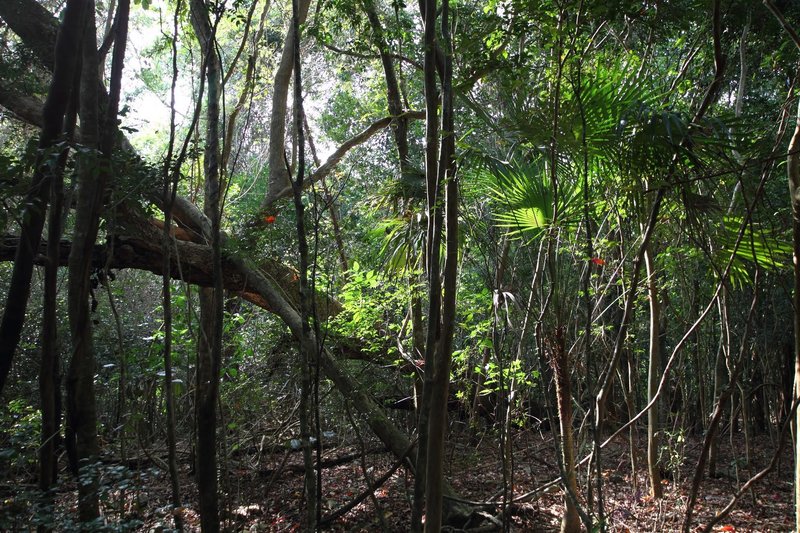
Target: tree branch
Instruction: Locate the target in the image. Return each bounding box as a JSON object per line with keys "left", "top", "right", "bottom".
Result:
{"left": 264, "top": 110, "right": 425, "bottom": 205}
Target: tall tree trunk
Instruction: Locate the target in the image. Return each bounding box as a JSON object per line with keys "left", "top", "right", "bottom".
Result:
{"left": 189, "top": 1, "right": 224, "bottom": 530}
{"left": 0, "top": 0, "right": 87, "bottom": 396}
{"left": 289, "top": 0, "right": 319, "bottom": 528}
{"left": 547, "top": 8, "right": 582, "bottom": 531}
{"left": 411, "top": 0, "right": 442, "bottom": 529}
{"left": 39, "top": 56, "right": 80, "bottom": 514}
{"left": 161, "top": 3, "right": 184, "bottom": 529}
{"left": 38, "top": 73, "right": 78, "bottom": 533}
{"left": 66, "top": 1, "right": 109, "bottom": 521}
{"left": 788, "top": 87, "right": 800, "bottom": 533}
{"left": 424, "top": 0, "right": 456, "bottom": 529}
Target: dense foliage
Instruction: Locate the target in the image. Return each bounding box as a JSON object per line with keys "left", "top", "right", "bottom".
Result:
{"left": 1, "top": 0, "right": 799, "bottom": 531}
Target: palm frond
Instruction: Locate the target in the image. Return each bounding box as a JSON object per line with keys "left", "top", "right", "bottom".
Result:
{"left": 713, "top": 215, "right": 792, "bottom": 288}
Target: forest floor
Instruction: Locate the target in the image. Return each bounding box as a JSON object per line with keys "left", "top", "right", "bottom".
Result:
{"left": 35, "top": 425, "right": 795, "bottom": 532}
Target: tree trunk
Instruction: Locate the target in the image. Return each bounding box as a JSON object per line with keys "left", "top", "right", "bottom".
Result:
{"left": 424, "top": 0, "right": 457, "bottom": 528}
{"left": 552, "top": 327, "right": 580, "bottom": 533}
{"left": 189, "top": 1, "right": 224, "bottom": 530}
{"left": 66, "top": 2, "right": 106, "bottom": 521}
{"left": 196, "top": 288, "right": 221, "bottom": 532}
{"left": 363, "top": 0, "right": 410, "bottom": 169}
{"left": 471, "top": 238, "right": 509, "bottom": 429}
{"left": 161, "top": 4, "right": 184, "bottom": 529}
{"left": 0, "top": 0, "right": 87, "bottom": 396}
{"left": 412, "top": 0, "right": 443, "bottom": 529}
{"left": 644, "top": 246, "right": 663, "bottom": 498}
{"left": 787, "top": 88, "right": 800, "bottom": 533}
{"left": 708, "top": 336, "right": 727, "bottom": 478}
{"left": 289, "top": 0, "right": 319, "bottom": 527}
{"left": 265, "top": 0, "right": 311, "bottom": 202}
{"left": 39, "top": 55, "right": 79, "bottom": 516}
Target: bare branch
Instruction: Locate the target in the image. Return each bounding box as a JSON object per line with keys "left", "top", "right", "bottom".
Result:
{"left": 265, "top": 110, "right": 425, "bottom": 205}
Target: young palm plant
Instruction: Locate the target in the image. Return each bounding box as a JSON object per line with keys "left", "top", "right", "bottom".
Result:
{"left": 475, "top": 57, "right": 721, "bottom": 527}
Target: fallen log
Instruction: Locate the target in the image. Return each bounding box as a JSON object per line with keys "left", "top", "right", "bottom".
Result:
{"left": 0, "top": 231, "right": 475, "bottom": 526}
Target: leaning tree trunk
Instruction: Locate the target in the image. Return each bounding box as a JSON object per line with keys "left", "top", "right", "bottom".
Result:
{"left": 39, "top": 44, "right": 80, "bottom": 511}
{"left": 0, "top": 0, "right": 87, "bottom": 396}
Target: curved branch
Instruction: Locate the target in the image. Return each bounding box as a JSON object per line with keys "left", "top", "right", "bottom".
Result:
{"left": 265, "top": 0, "right": 311, "bottom": 201}
{"left": 322, "top": 41, "right": 423, "bottom": 71}
{"left": 265, "top": 110, "right": 425, "bottom": 205}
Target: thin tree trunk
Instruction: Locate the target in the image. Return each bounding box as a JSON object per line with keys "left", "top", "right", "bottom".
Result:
{"left": 38, "top": 67, "right": 79, "bottom": 533}
{"left": 304, "top": 115, "right": 348, "bottom": 272}
{"left": 66, "top": 0, "right": 111, "bottom": 520}
{"left": 289, "top": 0, "right": 319, "bottom": 527}
{"left": 644, "top": 246, "right": 663, "bottom": 498}
{"left": 682, "top": 289, "right": 757, "bottom": 533}
{"left": 787, "top": 84, "right": 800, "bottom": 533}
{"left": 709, "top": 326, "right": 727, "bottom": 478}
{"left": 0, "top": 0, "right": 87, "bottom": 396}
{"left": 552, "top": 327, "right": 580, "bottom": 533}
{"left": 39, "top": 48, "right": 80, "bottom": 492}
{"left": 189, "top": 2, "right": 224, "bottom": 530}
{"left": 411, "top": 0, "right": 442, "bottom": 528}
{"left": 411, "top": 291, "right": 425, "bottom": 409}
{"left": 161, "top": 3, "right": 184, "bottom": 529}
{"left": 423, "top": 0, "right": 456, "bottom": 528}
{"left": 471, "top": 238, "right": 509, "bottom": 429}
{"left": 622, "top": 352, "right": 639, "bottom": 494}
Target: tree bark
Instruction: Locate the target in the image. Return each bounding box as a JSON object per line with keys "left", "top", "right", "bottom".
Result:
{"left": 66, "top": 2, "right": 105, "bottom": 521}
{"left": 644, "top": 246, "right": 663, "bottom": 498}
{"left": 189, "top": 1, "right": 224, "bottom": 530}
{"left": 411, "top": 0, "right": 442, "bottom": 528}
{"left": 787, "top": 89, "right": 800, "bottom": 533}
{"left": 424, "top": 0, "right": 457, "bottom": 529}
{"left": 265, "top": 0, "right": 311, "bottom": 203}
{"left": 289, "top": 0, "right": 319, "bottom": 527}
{"left": 552, "top": 327, "right": 581, "bottom": 533}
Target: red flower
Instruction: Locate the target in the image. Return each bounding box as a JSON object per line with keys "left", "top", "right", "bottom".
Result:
{"left": 590, "top": 257, "right": 605, "bottom": 266}
{"left": 264, "top": 215, "right": 276, "bottom": 224}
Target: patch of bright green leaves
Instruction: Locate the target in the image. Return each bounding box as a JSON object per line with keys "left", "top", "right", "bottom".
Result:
{"left": 329, "top": 262, "right": 411, "bottom": 356}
